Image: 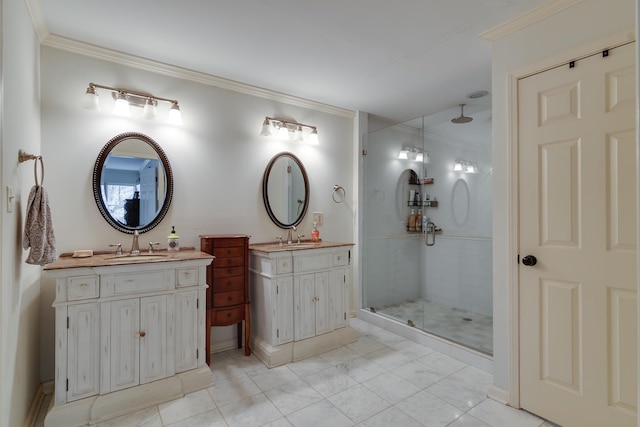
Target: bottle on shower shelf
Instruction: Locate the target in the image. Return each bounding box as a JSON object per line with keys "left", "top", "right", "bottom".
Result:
{"left": 416, "top": 209, "right": 423, "bottom": 232}
{"left": 408, "top": 209, "right": 416, "bottom": 232}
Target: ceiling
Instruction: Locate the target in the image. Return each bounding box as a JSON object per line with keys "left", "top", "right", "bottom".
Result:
{"left": 34, "top": 0, "right": 547, "bottom": 124}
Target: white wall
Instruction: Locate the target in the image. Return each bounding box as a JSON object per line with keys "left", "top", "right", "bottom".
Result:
{"left": 39, "top": 46, "right": 355, "bottom": 381}
{"left": 490, "top": 0, "right": 635, "bottom": 398}
{"left": 0, "top": 0, "right": 43, "bottom": 425}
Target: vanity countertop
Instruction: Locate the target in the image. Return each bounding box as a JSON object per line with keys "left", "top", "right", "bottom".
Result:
{"left": 44, "top": 249, "right": 214, "bottom": 270}
{"left": 249, "top": 240, "right": 354, "bottom": 253}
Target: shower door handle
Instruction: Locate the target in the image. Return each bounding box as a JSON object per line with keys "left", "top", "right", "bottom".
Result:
{"left": 425, "top": 221, "right": 436, "bottom": 246}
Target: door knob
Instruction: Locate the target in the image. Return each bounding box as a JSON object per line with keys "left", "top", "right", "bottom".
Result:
{"left": 522, "top": 255, "right": 537, "bottom": 266}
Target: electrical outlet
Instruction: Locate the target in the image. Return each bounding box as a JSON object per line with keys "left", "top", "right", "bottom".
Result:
{"left": 313, "top": 212, "right": 324, "bottom": 225}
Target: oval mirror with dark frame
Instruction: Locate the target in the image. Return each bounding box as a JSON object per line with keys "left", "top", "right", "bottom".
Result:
{"left": 262, "top": 152, "right": 309, "bottom": 229}
{"left": 93, "top": 132, "right": 173, "bottom": 234}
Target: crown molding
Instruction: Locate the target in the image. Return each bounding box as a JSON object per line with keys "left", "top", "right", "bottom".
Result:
{"left": 40, "top": 34, "right": 355, "bottom": 119}
{"left": 479, "top": 0, "right": 585, "bottom": 43}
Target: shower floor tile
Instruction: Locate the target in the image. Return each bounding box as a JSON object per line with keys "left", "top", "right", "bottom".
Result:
{"left": 376, "top": 298, "right": 493, "bottom": 355}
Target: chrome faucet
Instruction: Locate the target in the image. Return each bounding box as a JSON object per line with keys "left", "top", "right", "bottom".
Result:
{"left": 286, "top": 226, "right": 296, "bottom": 245}
{"left": 130, "top": 230, "right": 140, "bottom": 255}
{"left": 109, "top": 243, "right": 123, "bottom": 256}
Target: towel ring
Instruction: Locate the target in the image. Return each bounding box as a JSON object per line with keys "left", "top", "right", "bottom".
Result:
{"left": 18, "top": 149, "right": 44, "bottom": 186}
{"left": 34, "top": 156, "right": 44, "bottom": 186}
{"left": 332, "top": 184, "right": 345, "bottom": 203}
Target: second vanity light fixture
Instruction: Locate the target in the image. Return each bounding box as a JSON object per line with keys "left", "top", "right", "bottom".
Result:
{"left": 260, "top": 116, "right": 319, "bottom": 144}
{"left": 454, "top": 160, "right": 477, "bottom": 173}
{"left": 82, "top": 82, "right": 182, "bottom": 125}
{"left": 398, "top": 147, "right": 427, "bottom": 162}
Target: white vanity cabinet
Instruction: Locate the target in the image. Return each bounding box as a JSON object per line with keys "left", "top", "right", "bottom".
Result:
{"left": 249, "top": 243, "right": 356, "bottom": 368}
{"left": 44, "top": 252, "right": 213, "bottom": 427}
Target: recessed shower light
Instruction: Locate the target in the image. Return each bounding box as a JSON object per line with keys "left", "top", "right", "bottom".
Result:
{"left": 467, "top": 90, "right": 489, "bottom": 99}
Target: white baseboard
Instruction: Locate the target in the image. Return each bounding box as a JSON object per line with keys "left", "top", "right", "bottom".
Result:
{"left": 211, "top": 338, "right": 241, "bottom": 354}
{"left": 24, "top": 384, "right": 45, "bottom": 427}
{"left": 487, "top": 385, "right": 510, "bottom": 405}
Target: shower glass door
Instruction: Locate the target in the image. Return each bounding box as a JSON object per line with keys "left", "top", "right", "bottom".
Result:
{"left": 362, "top": 100, "right": 493, "bottom": 355}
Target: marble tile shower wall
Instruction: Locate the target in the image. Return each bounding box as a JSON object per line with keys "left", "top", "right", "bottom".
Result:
{"left": 423, "top": 237, "right": 493, "bottom": 316}
{"left": 364, "top": 236, "right": 422, "bottom": 308}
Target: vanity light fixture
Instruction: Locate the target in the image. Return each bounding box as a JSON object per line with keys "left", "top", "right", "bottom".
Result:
{"left": 398, "top": 147, "right": 426, "bottom": 162}
{"left": 82, "top": 82, "right": 182, "bottom": 125}
{"left": 260, "top": 116, "right": 319, "bottom": 144}
{"left": 453, "top": 160, "right": 478, "bottom": 173}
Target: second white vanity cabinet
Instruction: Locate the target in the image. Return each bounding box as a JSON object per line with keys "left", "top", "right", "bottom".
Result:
{"left": 44, "top": 252, "right": 213, "bottom": 427}
{"left": 249, "top": 242, "right": 356, "bottom": 368}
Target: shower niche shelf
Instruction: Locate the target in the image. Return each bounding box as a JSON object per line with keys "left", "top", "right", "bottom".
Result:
{"left": 407, "top": 200, "right": 439, "bottom": 208}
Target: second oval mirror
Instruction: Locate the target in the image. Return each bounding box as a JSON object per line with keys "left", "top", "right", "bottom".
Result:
{"left": 262, "top": 152, "right": 309, "bottom": 229}
{"left": 93, "top": 132, "right": 173, "bottom": 234}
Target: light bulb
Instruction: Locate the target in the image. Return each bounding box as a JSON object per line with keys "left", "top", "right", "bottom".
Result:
{"left": 398, "top": 150, "right": 409, "bottom": 160}
{"left": 167, "top": 102, "right": 182, "bottom": 125}
{"left": 112, "top": 92, "right": 131, "bottom": 117}
{"left": 82, "top": 86, "right": 100, "bottom": 111}
{"left": 142, "top": 98, "right": 157, "bottom": 120}
{"left": 416, "top": 152, "right": 424, "bottom": 162}
{"left": 309, "top": 128, "right": 319, "bottom": 145}
{"left": 454, "top": 162, "right": 463, "bottom": 171}
{"left": 260, "top": 118, "right": 272, "bottom": 136}
{"left": 466, "top": 163, "right": 475, "bottom": 173}
{"left": 278, "top": 123, "right": 289, "bottom": 139}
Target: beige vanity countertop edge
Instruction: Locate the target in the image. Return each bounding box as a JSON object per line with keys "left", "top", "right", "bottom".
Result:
{"left": 249, "top": 240, "right": 354, "bottom": 253}
{"left": 43, "top": 249, "right": 214, "bottom": 270}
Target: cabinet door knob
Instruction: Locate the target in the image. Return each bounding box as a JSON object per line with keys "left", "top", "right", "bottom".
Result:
{"left": 227, "top": 296, "right": 233, "bottom": 302}
{"left": 139, "top": 331, "right": 146, "bottom": 337}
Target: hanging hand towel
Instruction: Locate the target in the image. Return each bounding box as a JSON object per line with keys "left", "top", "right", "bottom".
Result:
{"left": 23, "top": 185, "right": 58, "bottom": 265}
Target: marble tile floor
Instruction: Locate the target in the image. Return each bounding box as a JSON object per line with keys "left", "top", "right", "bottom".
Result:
{"left": 37, "top": 318, "right": 553, "bottom": 427}
{"left": 375, "top": 299, "right": 493, "bottom": 355}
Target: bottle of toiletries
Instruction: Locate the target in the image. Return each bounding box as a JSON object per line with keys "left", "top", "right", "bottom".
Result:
{"left": 414, "top": 192, "right": 420, "bottom": 206}
{"left": 416, "top": 209, "right": 423, "bottom": 232}
{"left": 422, "top": 214, "right": 427, "bottom": 233}
{"left": 409, "top": 189, "right": 415, "bottom": 205}
{"left": 311, "top": 222, "right": 320, "bottom": 242}
{"left": 168, "top": 226, "right": 180, "bottom": 252}
{"left": 408, "top": 209, "right": 416, "bottom": 232}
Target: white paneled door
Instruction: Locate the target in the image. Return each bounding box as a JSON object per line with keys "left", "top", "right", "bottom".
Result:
{"left": 518, "top": 41, "right": 637, "bottom": 427}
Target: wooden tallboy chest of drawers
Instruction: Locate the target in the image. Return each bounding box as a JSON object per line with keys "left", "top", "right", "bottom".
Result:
{"left": 200, "top": 234, "right": 251, "bottom": 364}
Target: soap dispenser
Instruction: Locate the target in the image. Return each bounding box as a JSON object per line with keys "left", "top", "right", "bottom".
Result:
{"left": 167, "top": 226, "right": 180, "bottom": 252}
{"left": 311, "top": 222, "right": 320, "bottom": 242}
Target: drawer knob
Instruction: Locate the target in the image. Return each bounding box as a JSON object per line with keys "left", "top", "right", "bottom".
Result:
{"left": 139, "top": 331, "right": 146, "bottom": 337}
{"left": 226, "top": 313, "right": 232, "bottom": 318}
{"left": 227, "top": 296, "right": 233, "bottom": 302}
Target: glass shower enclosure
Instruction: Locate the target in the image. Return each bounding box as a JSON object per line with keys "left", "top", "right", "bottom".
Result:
{"left": 362, "top": 99, "right": 493, "bottom": 355}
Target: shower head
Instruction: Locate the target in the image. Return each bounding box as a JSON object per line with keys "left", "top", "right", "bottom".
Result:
{"left": 451, "top": 104, "right": 473, "bottom": 124}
